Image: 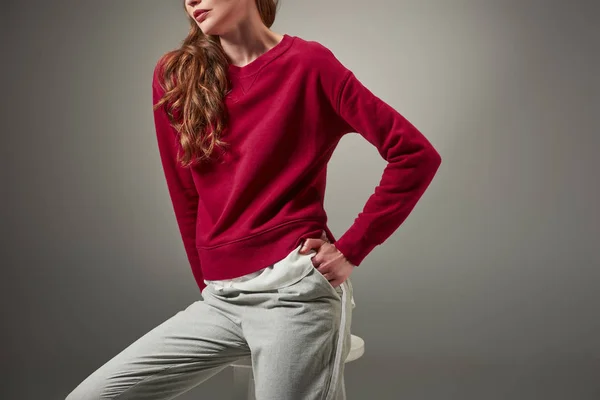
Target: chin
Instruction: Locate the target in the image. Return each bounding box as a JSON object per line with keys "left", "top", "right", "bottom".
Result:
{"left": 199, "top": 27, "right": 218, "bottom": 36}
{"left": 198, "top": 21, "right": 223, "bottom": 36}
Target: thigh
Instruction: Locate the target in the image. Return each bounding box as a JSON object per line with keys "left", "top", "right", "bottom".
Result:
{"left": 244, "top": 264, "right": 354, "bottom": 400}
{"left": 65, "top": 299, "right": 250, "bottom": 400}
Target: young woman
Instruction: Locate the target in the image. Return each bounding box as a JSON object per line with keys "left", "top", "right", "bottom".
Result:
{"left": 66, "top": 0, "right": 441, "bottom": 399}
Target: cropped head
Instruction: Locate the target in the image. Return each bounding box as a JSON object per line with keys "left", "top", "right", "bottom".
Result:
{"left": 153, "top": 0, "right": 279, "bottom": 167}
{"left": 184, "top": 0, "right": 277, "bottom": 36}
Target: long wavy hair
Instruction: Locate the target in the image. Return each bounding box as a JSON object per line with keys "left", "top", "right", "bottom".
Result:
{"left": 153, "top": 0, "right": 280, "bottom": 167}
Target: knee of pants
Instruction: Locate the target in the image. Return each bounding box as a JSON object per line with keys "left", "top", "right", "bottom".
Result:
{"left": 65, "top": 380, "right": 110, "bottom": 400}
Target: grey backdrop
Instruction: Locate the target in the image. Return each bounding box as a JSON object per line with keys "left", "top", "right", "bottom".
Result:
{"left": 2, "top": 1, "right": 599, "bottom": 399}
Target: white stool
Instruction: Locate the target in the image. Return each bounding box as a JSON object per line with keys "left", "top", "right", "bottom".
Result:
{"left": 230, "top": 334, "right": 365, "bottom": 400}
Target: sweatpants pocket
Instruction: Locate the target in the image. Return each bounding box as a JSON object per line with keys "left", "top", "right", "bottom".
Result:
{"left": 305, "top": 251, "right": 344, "bottom": 300}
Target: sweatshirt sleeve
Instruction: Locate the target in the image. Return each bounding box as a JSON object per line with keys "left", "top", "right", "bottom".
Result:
{"left": 323, "top": 54, "right": 442, "bottom": 268}
{"left": 152, "top": 60, "right": 206, "bottom": 292}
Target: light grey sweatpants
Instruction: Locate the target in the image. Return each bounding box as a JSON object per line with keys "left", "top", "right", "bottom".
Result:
{"left": 65, "top": 242, "right": 354, "bottom": 400}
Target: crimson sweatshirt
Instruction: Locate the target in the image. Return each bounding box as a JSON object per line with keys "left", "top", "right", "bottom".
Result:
{"left": 152, "top": 34, "right": 441, "bottom": 293}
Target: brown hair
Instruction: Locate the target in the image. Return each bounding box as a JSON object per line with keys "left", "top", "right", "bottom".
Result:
{"left": 153, "top": 0, "right": 280, "bottom": 167}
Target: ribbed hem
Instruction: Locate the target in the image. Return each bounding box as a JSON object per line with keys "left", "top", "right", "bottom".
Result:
{"left": 197, "top": 218, "right": 328, "bottom": 280}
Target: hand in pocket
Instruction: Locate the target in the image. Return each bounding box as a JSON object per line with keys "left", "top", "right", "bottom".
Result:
{"left": 298, "top": 231, "right": 355, "bottom": 288}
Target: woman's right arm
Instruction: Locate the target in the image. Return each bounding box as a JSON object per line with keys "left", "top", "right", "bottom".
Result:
{"left": 152, "top": 59, "right": 205, "bottom": 293}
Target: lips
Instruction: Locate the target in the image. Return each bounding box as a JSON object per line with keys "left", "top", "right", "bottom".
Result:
{"left": 193, "top": 9, "right": 209, "bottom": 19}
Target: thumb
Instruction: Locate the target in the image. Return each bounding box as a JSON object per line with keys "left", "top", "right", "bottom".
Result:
{"left": 300, "top": 238, "right": 319, "bottom": 253}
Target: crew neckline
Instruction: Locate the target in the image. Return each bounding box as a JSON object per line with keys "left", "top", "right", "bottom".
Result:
{"left": 228, "top": 34, "right": 294, "bottom": 77}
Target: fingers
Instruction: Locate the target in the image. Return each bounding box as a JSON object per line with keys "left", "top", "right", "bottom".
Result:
{"left": 328, "top": 279, "right": 342, "bottom": 288}
{"left": 300, "top": 237, "right": 327, "bottom": 252}
{"left": 319, "top": 269, "right": 341, "bottom": 288}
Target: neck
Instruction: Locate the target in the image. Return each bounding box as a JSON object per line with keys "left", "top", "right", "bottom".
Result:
{"left": 219, "top": 26, "right": 283, "bottom": 68}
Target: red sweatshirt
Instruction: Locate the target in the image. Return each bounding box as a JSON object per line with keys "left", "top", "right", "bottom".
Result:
{"left": 152, "top": 34, "right": 441, "bottom": 293}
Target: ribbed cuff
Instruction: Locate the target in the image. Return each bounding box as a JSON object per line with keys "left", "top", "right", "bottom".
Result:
{"left": 333, "top": 232, "right": 378, "bottom": 267}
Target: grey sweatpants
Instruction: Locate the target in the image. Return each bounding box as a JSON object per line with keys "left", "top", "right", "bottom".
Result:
{"left": 65, "top": 243, "right": 354, "bottom": 400}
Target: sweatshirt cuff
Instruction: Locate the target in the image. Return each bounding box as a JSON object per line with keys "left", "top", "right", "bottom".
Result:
{"left": 333, "top": 229, "right": 379, "bottom": 267}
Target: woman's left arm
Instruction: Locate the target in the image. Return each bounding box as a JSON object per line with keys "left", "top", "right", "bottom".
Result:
{"left": 322, "top": 53, "right": 443, "bottom": 268}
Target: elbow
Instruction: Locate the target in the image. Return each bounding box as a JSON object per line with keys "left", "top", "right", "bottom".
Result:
{"left": 430, "top": 146, "right": 442, "bottom": 168}
{"left": 424, "top": 144, "right": 442, "bottom": 176}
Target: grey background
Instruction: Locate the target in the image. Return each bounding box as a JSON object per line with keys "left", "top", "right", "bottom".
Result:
{"left": 2, "top": 0, "right": 599, "bottom": 399}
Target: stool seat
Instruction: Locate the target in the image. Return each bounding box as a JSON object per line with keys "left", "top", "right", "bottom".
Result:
{"left": 230, "top": 334, "right": 364, "bottom": 368}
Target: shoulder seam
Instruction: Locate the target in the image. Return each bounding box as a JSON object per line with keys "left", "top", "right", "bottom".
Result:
{"left": 336, "top": 70, "right": 353, "bottom": 115}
